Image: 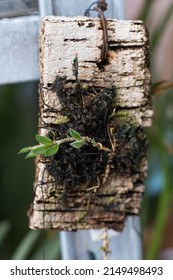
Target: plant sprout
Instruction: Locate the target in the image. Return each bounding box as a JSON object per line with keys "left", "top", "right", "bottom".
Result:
{"left": 18, "top": 128, "right": 109, "bottom": 159}
{"left": 18, "top": 129, "right": 86, "bottom": 159}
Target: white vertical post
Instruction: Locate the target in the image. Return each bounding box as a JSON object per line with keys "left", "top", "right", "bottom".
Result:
{"left": 38, "top": 0, "right": 53, "bottom": 16}
{"left": 111, "top": 0, "right": 125, "bottom": 19}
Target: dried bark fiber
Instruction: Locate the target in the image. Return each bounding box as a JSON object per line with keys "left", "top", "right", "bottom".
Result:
{"left": 29, "top": 16, "right": 152, "bottom": 231}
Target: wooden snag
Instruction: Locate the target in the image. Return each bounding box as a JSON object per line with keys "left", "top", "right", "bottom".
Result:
{"left": 29, "top": 16, "right": 152, "bottom": 231}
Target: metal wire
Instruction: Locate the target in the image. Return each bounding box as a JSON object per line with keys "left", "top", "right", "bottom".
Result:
{"left": 98, "top": 0, "right": 108, "bottom": 12}
{"left": 84, "top": 1, "right": 109, "bottom": 62}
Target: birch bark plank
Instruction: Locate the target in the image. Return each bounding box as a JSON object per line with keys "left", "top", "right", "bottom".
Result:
{"left": 29, "top": 16, "right": 152, "bottom": 231}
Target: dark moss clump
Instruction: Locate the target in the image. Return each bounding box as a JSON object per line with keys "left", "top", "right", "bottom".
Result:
{"left": 112, "top": 124, "right": 147, "bottom": 172}
{"left": 46, "top": 76, "right": 116, "bottom": 189}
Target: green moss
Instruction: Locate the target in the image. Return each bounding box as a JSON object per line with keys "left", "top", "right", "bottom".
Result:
{"left": 53, "top": 114, "right": 70, "bottom": 125}
{"left": 116, "top": 110, "right": 129, "bottom": 118}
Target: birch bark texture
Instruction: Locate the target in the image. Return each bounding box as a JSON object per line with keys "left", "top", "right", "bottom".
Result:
{"left": 29, "top": 16, "right": 152, "bottom": 231}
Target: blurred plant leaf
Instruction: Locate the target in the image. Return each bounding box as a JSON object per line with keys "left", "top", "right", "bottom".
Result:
{"left": 145, "top": 152, "right": 171, "bottom": 259}
{"left": 0, "top": 220, "right": 11, "bottom": 246}
{"left": 11, "top": 230, "right": 40, "bottom": 260}
{"left": 150, "top": 3, "right": 173, "bottom": 51}
{"left": 139, "top": 0, "right": 153, "bottom": 21}
{"left": 151, "top": 81, "right": 173, "bottom": 95}
{"left": 31, "top": 233, "right": 60, "bottom": 260}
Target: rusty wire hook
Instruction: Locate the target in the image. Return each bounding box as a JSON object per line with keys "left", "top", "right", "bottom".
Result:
{"left": 84, "top": 1, "right": 109, "bottom": 62}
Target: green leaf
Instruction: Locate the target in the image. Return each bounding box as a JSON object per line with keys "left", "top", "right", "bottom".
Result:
{"left": 25, "top": 151, "right": 37, "bottom": 159}
{"left": 32, "top": 145, "right": 50, "bottom": 155}
{"left": 35, "top": 134, "right": 53, "bottom": 145}
{"left": 69, "top": 128, "right": 82, "bottom": 140}
{"left": 70, "top": 140, "right": 86, "bottom": 149}
{"left": 44, "top": 144, "right": 59, "bottom": 157}
{"left": 18, "top": 147, "right": 31, "bottom": 154}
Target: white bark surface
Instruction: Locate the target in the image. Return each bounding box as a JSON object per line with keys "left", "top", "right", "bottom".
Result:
{"left": 29, "top": 16, "right": 152, "bottom": 232}
{"left": 40, "top": 16, "right": 152, "bottom": 127}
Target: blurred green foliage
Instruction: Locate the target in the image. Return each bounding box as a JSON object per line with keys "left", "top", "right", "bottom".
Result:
{"left": 0, "top": 84, "right": 37, "bottom": 259}
{"left": 0, "top": 84, "right": 60, "bottom": 259}
{"left": 139, "top": 0, "right": 173, "bottom": 259}
{"left": 0, "top": 0, "right": 173, "bottom": 260}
